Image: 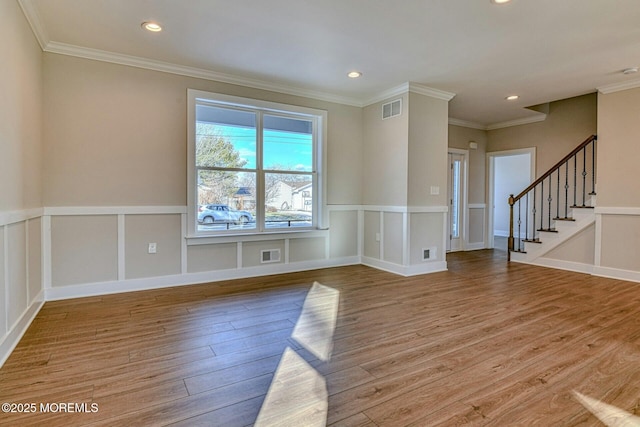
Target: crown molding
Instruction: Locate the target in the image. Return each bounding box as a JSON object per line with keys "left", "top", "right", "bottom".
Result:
{"left": 486, "top": 113, "right": 547, "bottom": 130}
{"left": 364, "top": 82, "right": 456, "bottom": 106}
{"left": 17, "top": 0, "right": 49, "bottom": 50}
{"left": 597, "top": 79, "right": 640, "bottom": 95}
{"left": 408, "top": 83, "right": 456, "bottom": 101}
{"left": 43, "top": 41, "right": 364, "bottom": 107}
{"left": 448, "top": 118, "right": 487, "bottom": 130}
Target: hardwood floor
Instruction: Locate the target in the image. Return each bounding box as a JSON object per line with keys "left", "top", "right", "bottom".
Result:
{"left": 1, "top": 249, "right": 640, "bottom": 426}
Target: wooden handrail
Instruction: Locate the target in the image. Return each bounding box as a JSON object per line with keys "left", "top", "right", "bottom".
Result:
{"left": 510, "top": 134, "right": 597, "bottom": 205}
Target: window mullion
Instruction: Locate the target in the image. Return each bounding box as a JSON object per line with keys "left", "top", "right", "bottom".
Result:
{"left": 256, "top": 111, "right": 265, "bottom": 232}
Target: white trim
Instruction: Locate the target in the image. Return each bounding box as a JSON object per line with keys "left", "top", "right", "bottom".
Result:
{"left": 465, "top": 242, "right": 486, "bottom": 251}
{"left": 597, "top": 79, "right": 640, "bottom": 95}
{"left": 44, "top": 256, "right": 360, "bottom": 301}
{"left": 16, "top": 0, "right": 49, "bottom": 50}
{"left": 0, "top": 293, "right": 44, "bottom": 368}
{"left": 408, "top": 83, "right": 456, "bottom": 102}
{"left": 469, "top": 203, "right": 487, "bottom": 209}
{"left": 44, "top": 206, "right": 186, "bottom": 216}
{"left": 42, "top": 215, "right": 51, "bottom": 290}
{"left": 181, "top": 214, "right": 188, "bottom": 275}
{"left": 402, "top": 212, "right": 409, "bottom": 265}
{"left": 593, "top": 266, "right": 640, "bottom": 284}
{"left": 594, "top": 207, "right": 640, "bottom": 215}
{"left": 448, "top": 118, "right": 487, "bottom": 130}
{"left": 187, "top": 229, "right": 329, "bottom": 245}
{"left": 362, "top": 256, "right": 447, "bottom": 277}
{"left": 362, "top": 205, "right": 448, "bottom": 214}
{"left": 486, "top": 114, "right": 547, "bottom": 130}
{"left": 379, "top": 211, "right": 385, "bottom": 261}
{"left": 117, "top": 215, "right": 125, "bottom": 280}
{"left": 0, "top": 208, "right": 43, "bottom": 227}
{"left": 3, "top": 224, "right": 8, "bottom": 335}
{"left": 594, "top": 213, "right": 602, "bottom": 267}
{"left": 522, "top": 257, "right": 594, "bottom": 275}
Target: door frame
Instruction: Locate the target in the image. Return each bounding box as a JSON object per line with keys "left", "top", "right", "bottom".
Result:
{"left": 447, "top": 148, "right": 469, "bottom": 252}
{"left": 486, "top": 148, "right": 536, "bottom": 249}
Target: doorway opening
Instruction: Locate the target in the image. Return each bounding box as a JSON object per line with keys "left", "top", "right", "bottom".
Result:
{"left": 487, "top": 148, "right": 535, "bottom": 250}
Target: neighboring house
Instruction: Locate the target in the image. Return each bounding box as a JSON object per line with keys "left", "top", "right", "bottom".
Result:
{"left": 268, "top": 181, "right": 312, "bottom": 211}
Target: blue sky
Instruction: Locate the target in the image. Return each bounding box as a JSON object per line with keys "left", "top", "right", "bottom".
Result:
{"left": 216, "top": 125, "right": 313, "bottom": 172}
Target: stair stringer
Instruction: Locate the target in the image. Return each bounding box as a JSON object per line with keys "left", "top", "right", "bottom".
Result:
{"left": 510, "top": 208, "right": 595, "bottom": 265}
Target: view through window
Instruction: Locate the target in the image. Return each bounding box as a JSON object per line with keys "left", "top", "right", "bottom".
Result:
{"left": 190, "top": 91, "right": 324, "bottom": 235}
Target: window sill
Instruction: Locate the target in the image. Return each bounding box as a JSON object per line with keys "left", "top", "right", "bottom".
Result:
{"left": 186, "top": 228, "right": 329, "bottom": 246}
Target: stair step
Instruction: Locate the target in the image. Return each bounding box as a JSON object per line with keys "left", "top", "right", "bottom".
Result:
{"left": 570, "top": 205, "right": 594, "bottom": 209}
{"left": 537, "top": 228, "right": 558, "bottom": 233}
{"left": 553, "top": 217, "right": 575, "bottom": 221}
{"left": 510, "top": 249, "right": 527, "bottom": 254}
{"left": 522, "top": 238, "right": 542, "bottom": 244}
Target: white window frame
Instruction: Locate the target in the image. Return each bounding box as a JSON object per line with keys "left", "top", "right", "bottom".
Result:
{"left": 187, "top": 89, "right": 327, "bottom": 238}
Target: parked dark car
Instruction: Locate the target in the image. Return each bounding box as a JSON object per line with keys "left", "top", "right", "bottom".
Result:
{"left": 197, "top": 204, "right": 253, "bottom": 225}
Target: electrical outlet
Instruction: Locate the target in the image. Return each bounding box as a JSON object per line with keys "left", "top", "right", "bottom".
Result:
{"left": 148, "top": 242, "right": 157, "bottom": 254}
{"left": 430, "top": 186, "right": 440, "bottom": 195}
{"left": 375, "top": 233, "right": 381, "bottom": 242}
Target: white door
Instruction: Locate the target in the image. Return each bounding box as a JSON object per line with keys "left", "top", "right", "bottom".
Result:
{"left": 447, "top": 152, "right": 465, "bottom": 252}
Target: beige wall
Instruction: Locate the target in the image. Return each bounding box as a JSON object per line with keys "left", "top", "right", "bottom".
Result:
{"left": 487, "top": 93, "right": 597, "bottom": 178}
{"left": 0, "top": 0, "right": 43, "bottom": 212}
{"left": 407, "top": 92, "right": 449, "bottom": 207}
{"left": 43, "top": 54, "right": 363, "bottom": 207}
{"left": 362, "top": 94, "right": 409, "bottom": 206}
{"left": 597, "top": 88, "right": 640, "bottom": 207}
{"left": 544, "top": 223, "right": 595, "bottom": 265}
{"left": 0, "top": 0, "right": 44, "bottom": 363}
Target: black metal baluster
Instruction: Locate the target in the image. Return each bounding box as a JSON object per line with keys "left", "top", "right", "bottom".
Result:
{"left": 556, "top": 168, "right": 560, "bottom": 219}
{"left": 532, "top": 188, "right": 537, "bottom": 241}
{"left": 564, "top": 161, "right": 569, "bottom": 218}
{"left": 525, "top": 193, "right": 529, "bottom": 242}
{"left": 548, "top": 176, "right": 552, "bottom": 229}
{"left": 590, "top": 139, "right": 596, "bottom": 195}
{"left": 517, "top": 199, "right": 522, "bottom": 251}
{"left": 540, "top": 180, "right": 544, "bottom": 231}
{"left": 581, "top": 146, "right": 587, "bottom": 206}
{"left": 573, "top": 155, "right": 577, "bottom": 207}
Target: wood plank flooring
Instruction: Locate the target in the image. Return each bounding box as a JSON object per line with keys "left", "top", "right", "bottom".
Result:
{"left": 2, "top": 249, "right": 640, "bottom": 426}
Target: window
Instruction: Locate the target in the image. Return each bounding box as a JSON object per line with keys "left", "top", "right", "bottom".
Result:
{"left": 187, "top": 90, "right": 326, "bottom": 237}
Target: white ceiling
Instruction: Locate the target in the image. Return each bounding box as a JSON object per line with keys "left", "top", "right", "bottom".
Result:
{"left": 19, "top": 0, "right": 640, "bottom": 128}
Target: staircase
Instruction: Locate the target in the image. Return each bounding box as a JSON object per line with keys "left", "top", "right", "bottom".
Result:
{"left": 508, "top": 135, "right": 597, "bottom": 263}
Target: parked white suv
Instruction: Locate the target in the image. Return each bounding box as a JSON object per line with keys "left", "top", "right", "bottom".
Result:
{"left": 197, "top": 204, "right": 253, "bottom": 225}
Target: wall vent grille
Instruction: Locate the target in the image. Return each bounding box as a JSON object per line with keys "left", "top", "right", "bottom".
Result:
{"left": 382, "top": 99, "right": 402, "bottom": 120}
{"left": 261, "top": 249, "right": 281, "bottom": 263}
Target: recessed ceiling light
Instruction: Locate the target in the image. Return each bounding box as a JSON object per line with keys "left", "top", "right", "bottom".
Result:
{"left": 505, "top": 95, "right": 519, "bottom": 101}
{"left": 623, "top": 67, "right": 638, "bottom": 75}
{"left": 347, "top": 71, "right": 362, "bottom": 79}
{"left": 141, "top": 21, "right": 162, "bottom": 32}
{"left": 491, "top": 0, "right": 512, "bottom": 4}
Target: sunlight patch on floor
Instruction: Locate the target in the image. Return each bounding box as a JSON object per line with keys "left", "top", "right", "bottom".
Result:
{"left": 573, "top": 391, "right": 640, "bottom": 426}
{"left": 256, "top": 281, "right": 340, "bottom": 426}
{"left": 255, "top": 347, "right": 328, "bottom": 426}
{"left": 291, "top": 281, "right": 340, "bottom": 361}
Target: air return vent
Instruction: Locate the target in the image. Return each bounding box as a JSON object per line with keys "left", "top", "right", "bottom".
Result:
{"left": 422, "top": 247, "right": 436, "bottom": 261}
{"left": 382, "top": 99, "right": 402, "bottom": 120}
{"left": 261, "top": 249, "right": 281, "bottom": 264}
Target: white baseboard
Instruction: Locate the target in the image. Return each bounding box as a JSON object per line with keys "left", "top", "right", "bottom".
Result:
{"left": 465, "top": 242, "right": 486, "bottom": 251}
{"left": 0, "top": 290, "right": 45, "bottom": 368}
{"left": 525, "top": 257, "right": 594, "bottom": 275}
{"left": 45, "top": 256, "right": 361, "bottom": 301}
{"left": 361, "top": 256, "right": 447, "bottom": 277}
{"left": 593, "top": 265, "right": 640, "bottom": 284}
